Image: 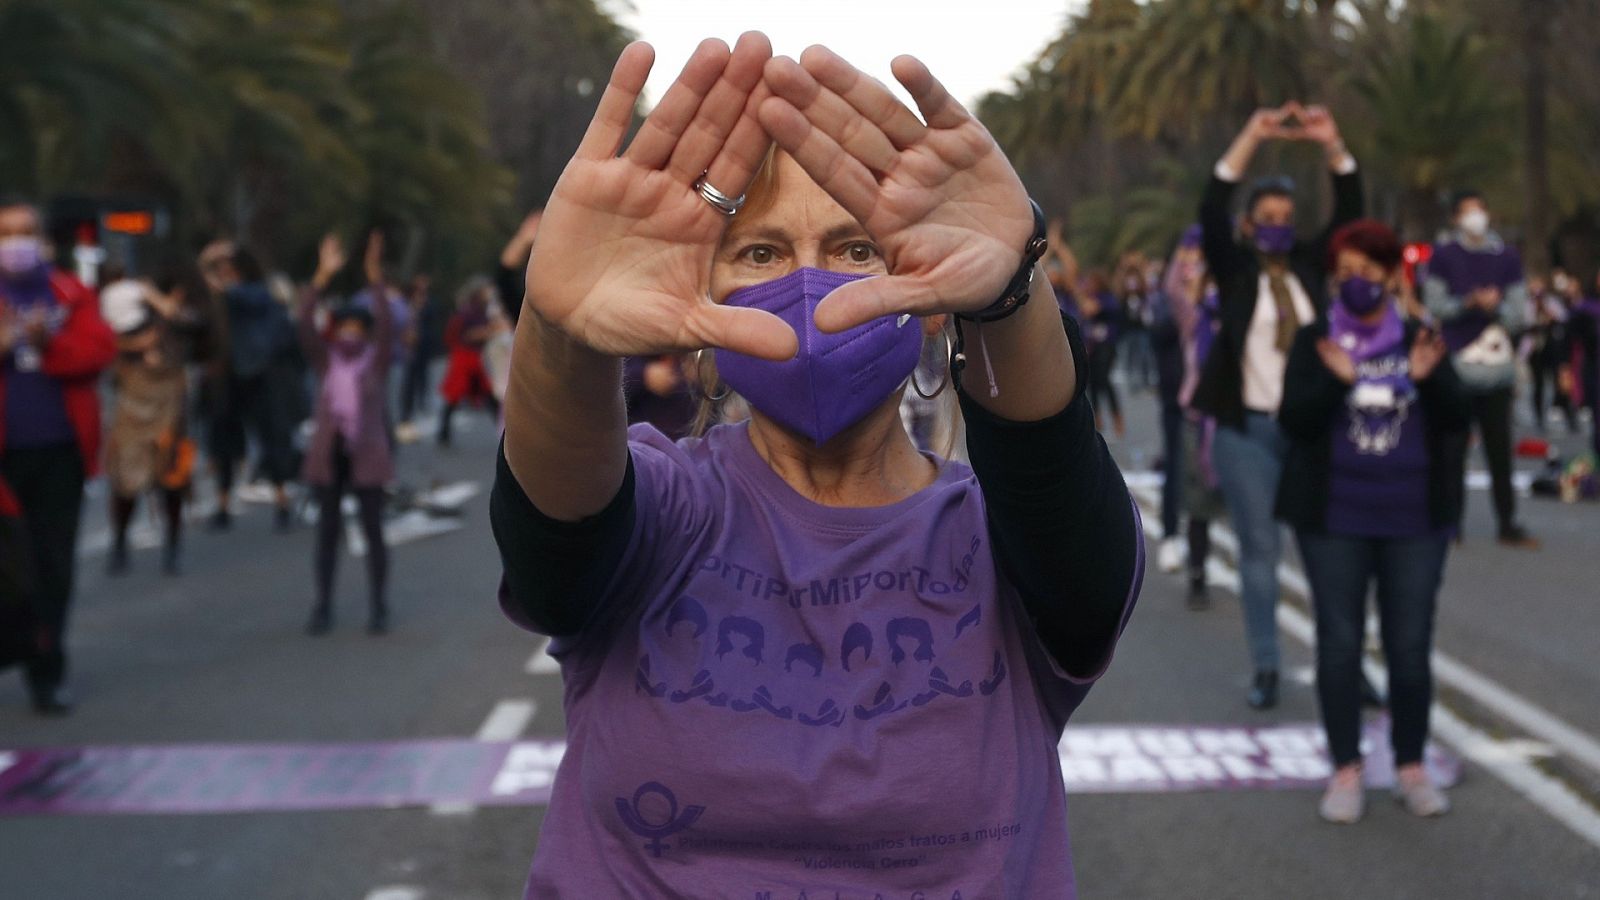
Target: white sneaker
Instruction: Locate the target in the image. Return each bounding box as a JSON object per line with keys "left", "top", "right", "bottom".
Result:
{"left": 1157, "top": 537, "right": 1185, "bottom": 573}
{"left": 1319, "top": 770, "right": 1365, "bottom": 824}
{"left": 1394, "top": 772, "right": 1450, "bottom": 817}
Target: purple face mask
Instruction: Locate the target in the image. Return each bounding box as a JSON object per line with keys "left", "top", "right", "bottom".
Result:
{"left": 1253, "top": 224, "right": 1296, "bottom": 257}
{"left": 714, "top": 267, "right": 922, "bottom": 445}
{"left": 1337, "top": 275, "right": 1387, "bottom": 317}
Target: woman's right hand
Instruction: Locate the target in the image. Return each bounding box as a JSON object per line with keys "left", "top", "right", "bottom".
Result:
{"left": 524, "top": 33, "right": 797, "bottom": 362}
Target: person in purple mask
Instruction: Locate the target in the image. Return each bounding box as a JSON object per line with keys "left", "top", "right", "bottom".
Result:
{"left": 1278, "top": 220, "right": 1469, "bottom": 824}
{"left": 298, "top": 232, "right": 394, "bottom": 637}
{"left": 1423, "top": 190, "right": 1535, "bottom": 547}
{"left": 490, "top": 34, "right": 1142, "bottom": 899}
{"left": 0, "top": 195, "right": 116, "bottom": 715}
{"left": 1193, "top": 102, "right": 1364, "bottom": 710}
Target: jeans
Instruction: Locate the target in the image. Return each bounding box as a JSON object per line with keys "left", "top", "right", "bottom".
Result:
{"left": 1212, "top": 412, "right": 1287, "bottom": 671}
{"left": 1297, "top": 531, "right": 1449, "bottom": 768}
{"left": 1460, "top": 387, "right": 1516, "bottom": 533}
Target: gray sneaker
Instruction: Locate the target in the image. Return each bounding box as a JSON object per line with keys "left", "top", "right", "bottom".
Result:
{"left": 1394, "top": 777, "right": 1451, "bottom": 817}
{"left": 1319, "top": 777, "right": 1365, "bottom": 824}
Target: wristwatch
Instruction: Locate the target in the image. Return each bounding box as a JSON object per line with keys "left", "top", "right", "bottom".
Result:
{"left": 955, "top": 199, "right": 1048, "bottom": 324}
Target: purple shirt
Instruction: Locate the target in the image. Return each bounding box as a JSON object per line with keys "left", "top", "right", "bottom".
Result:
{"left": 1, "top": 268, "right": 74, "bottom": 448}
{"left": 1324, "top": 310, "right": 1431, "bottom": 537}
{"left": 518, "top": 421, "right": 1126, "bottom": 899}
{"left": 1427, "top": 237, "right": 1523, "bottom": 352}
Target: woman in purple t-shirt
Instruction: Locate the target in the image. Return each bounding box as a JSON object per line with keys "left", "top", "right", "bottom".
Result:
{"left": 1277, "top": 220, "right": 1470, "bottom": 825}
{"left": 491, "top": 35, "right": 1142, "bottom": 899}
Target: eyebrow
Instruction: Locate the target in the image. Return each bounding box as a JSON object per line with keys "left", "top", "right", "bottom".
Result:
{"left": 725, "top": 221, "right": 870, "bottom": 246}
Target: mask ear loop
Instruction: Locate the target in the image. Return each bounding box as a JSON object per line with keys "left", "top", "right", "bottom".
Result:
{"left": 911, "top": 329, "right": 953, "bottom": 399}
{"left": 694, "top": 348, "right": 729, "bottom": 402}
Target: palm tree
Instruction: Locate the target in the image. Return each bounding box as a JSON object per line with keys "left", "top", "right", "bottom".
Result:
{"left": 1110, "top": 0, "right": 1314, "bottom": 141}
{"left": 0, "top": 0, "right": 201, "bottom": 194}
{"left": 1349, "top": 14, "right": 1512, "bottom": 240}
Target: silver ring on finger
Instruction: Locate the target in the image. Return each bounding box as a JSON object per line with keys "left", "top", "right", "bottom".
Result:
{"left": 694, "top": 173, "right": 745, "bottom": 216}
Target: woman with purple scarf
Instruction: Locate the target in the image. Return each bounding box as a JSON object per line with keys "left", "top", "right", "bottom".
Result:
{"left": 297, "top": 232, "right": 394, "bottom": 637}
{"left": 1277, "top": 220, "right": 1470, "bottom": 824}
{"left": 491, "top": 35, "right": 1141, "bottom": 897}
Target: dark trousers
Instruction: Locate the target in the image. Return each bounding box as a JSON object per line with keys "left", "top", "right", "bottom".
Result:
{"left": 1528, "top": 354, "right": 1576, "bottom": 432}
{"left": 1087, "top": 342, "right": 1121, "bottom": 419}
{"left": 313, "top": 440, "right": 387, "bottom": 613}
{"left": 1159, "top": 400, "right": 1184, "bottom": 538}
{"left": 0, "top": 444, "right": 85, "bottom": 693}
{"left": 211, "top": 369, "right": 298, "bottom": 495}
{"left": 1298, "top": 531, "right": 1448, "bottom": 768}
{"left": 400, "top": 353, "right": 432, "bottom": 422}
{"left": 437, "top": 394, "right": 501, "bottom": 444}
{"left": 1459, "top": 387, "right": 1516, "bottom": 533}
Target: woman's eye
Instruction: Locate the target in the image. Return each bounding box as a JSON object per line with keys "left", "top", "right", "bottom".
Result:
{"left": 844, "top": 242, "right": 878, "bottom": 263}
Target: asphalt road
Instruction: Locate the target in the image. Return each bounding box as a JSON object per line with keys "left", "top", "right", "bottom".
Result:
{"left": 1, "top": 390, "right": 1598, "bottom": 899}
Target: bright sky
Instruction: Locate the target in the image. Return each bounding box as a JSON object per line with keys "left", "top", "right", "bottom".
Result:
{"left": 606, "top": 0, "right": 1083, "bottom": 112}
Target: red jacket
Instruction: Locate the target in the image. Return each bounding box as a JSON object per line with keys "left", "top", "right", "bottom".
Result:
{"left": 0, "top": 269, "right": 117, "bottom": 514}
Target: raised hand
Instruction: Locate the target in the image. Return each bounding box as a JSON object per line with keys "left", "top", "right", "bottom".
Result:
{"left": 363, "top": 229, "right": 385, "bottom": 286}
{"left": 313, "top": 233, "right": 347, "bottom": 291}
{"left": 758, "top": 46, "right": 1035, "bottom": 332}
{"left": 523, "top": 34, "right": 796, "bottom": 361}
{"left": 1296, "top": 104, "right": 1344, "bottom": 150}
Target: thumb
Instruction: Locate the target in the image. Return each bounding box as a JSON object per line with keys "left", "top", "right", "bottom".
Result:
{"left": 813, "top": 275, "right": 938, "bottom": 334}
{"left": 694, "top": 302, "right": 798, "bottom": 361}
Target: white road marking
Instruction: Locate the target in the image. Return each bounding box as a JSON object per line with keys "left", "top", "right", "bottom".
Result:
{"left": 1131, "top": 483, "right": 1600, "bottom": 779}
{"left": 525, "top": 638, "right": 561, "bottom": 675}
{"left": 429, "top": 699, "right": 538, "bottom": 817}
{"left": 1132, "top": 487, "right": 1600, "bottom": 850}
{"left": 476, "top": 699, "right": 537, "bottom": 741}
{"left": 363, "top": 888, "right": 424, "bottom": 900}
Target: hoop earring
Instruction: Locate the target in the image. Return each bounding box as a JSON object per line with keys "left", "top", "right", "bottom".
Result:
{"left": 910, "top": 329, "right": 952, "bottom": 400}
{"left": 695, "top": 348, "right": 729, "bottom": 402}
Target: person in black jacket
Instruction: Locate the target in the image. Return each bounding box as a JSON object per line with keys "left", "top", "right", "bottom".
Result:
{"left": 1278, "top": 220, "right": 1469, "bottom": 825}
{"left": 1192, "top": 103, "right": 1363, "bottom": 709}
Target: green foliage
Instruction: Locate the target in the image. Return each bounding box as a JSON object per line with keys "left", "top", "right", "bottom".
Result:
{"left": 0, "top": 0, "right": 627, "bottom": 283}
{"left": 981, "top": 0, "right": 1600, "bottom": 260}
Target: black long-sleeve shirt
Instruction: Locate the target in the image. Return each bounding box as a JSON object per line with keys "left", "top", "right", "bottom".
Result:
{"left": 491, "top": 316, "right": 1140, "bottom": 679}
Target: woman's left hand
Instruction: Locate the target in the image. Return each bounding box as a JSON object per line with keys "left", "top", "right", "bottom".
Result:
{"left": 759, "top": 47, "right": 1034, "bottom": 332}
{"left": 1409, "top": 329, "right": 1447, "bottom": 382}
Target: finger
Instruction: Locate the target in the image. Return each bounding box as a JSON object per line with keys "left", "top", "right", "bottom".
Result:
{"left": 625, "top": 38, "right": 731, "bottom": 170}
{"left": 799, "top": 45, "right": 926, "bottom": 149}
{"left": 576, "top": 42, "right": 655, "bottom": 160}
{"left": 691, "top": 302, "right": 799, "bottom": 361}
{"left": 813, "top": 275, "right": 938, "bottom": 334}
{"left": 757, "top": 95, "right": 879, "bottom": 221}
{"left": 890, "top": 55, "right": 968, "bottom": 130}
{"left": 764, "top": 56, "right": 899, "bottom": 174}
{"left": 703, "top": 80, "right": 775, "bottom": 200}
{"left": 667, "top": 31, "right": 772, "bottom": 181}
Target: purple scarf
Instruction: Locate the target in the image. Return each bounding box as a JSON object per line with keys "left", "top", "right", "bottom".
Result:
{"left": 1329, "top": 301, "right": 1405, "bottom": 364}
{"left": 323, "top": 345, "right": 374, "bottom": 444}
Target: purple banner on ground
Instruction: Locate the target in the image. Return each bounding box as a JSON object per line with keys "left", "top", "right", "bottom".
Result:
{"left": 0, "top": 720, "right": 1458, "bottom": 816}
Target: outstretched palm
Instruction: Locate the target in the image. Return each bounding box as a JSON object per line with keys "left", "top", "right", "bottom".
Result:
{"left": 758, "top": 47, "right": 1035, "bottom": 332}
{"left": 525, "top": 35, "right": 796, "bottom": 361}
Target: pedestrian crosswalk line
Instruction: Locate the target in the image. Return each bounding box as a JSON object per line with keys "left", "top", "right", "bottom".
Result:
{"left": 1130, "top": 485, "right": 1600, "bottom": 851}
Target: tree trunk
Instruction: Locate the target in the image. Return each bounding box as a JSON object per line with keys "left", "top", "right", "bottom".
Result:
{"left": 1521, "top": 6, "right": 1554, "bottom": 271}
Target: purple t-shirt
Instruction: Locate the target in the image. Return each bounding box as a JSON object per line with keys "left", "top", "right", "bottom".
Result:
{"left": 519, "top": 421, "right": 1130, "bottom": 899}
{"left": 1324, "top": 310, "right": 1431, "bottom": 537}
{"left": 1, "top": 268, "right": 74, "bottom": 448}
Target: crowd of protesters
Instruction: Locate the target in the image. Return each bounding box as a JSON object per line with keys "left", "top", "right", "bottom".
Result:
{"left": 3, "top": 83, "right": 1599, "bottom": 851}
{"left": 0, "top": 195, "right": 509, "bottom": 716}
{"left": 1045, "top": 103, "right": 1600, "bottom": 824}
